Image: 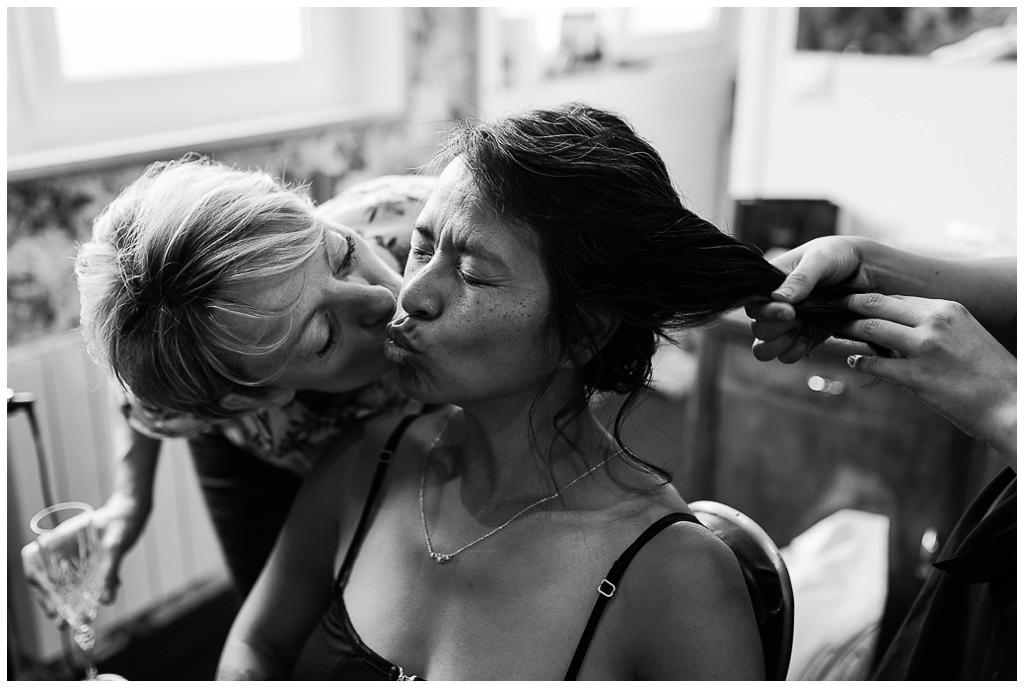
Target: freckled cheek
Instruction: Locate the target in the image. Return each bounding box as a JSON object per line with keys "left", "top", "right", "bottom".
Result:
{"left": 441, "top": 301, "right": 548, "bottom": 376}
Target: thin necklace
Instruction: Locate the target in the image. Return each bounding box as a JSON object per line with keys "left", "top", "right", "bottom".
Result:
{"left": 419, "top": 416, "right": 624, "bottom": 564}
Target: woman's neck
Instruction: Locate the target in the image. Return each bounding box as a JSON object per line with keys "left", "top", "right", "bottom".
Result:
{"left": 440, "top": 393, "right": 618, "bottom": 513}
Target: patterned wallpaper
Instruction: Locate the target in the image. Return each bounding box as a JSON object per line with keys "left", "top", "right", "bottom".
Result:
{"left": 7, "top": 8, "right": 478, "bottom": 346}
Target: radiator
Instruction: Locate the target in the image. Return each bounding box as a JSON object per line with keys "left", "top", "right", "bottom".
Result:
{"left": 7, "top": 331, "right": 230, "bottom": 665}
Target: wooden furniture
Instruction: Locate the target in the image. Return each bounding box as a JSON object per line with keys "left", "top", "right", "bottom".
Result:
{"left": 682, "top": 311, "right": 999, "bottom": 668}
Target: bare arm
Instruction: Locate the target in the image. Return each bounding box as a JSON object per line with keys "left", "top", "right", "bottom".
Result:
{"left": 94, "top": 425, "right": 161, "bottom": 601}
{"left": 832, "top": 241, "right": 1015, "bottom": 349}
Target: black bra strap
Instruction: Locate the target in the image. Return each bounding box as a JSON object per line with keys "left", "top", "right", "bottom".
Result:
{"left": 563, "top": 512, "right": 703, "bottom": 681}
{"left": 335, "top": 412, "right": 424, "bottom": 588}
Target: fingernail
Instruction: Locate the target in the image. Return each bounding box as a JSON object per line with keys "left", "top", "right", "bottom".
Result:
{"left": 773, "top": 288, "right": 791, "bottom": 301}
{"left": 847, "top": 355, "right": 860, "bottom": 368}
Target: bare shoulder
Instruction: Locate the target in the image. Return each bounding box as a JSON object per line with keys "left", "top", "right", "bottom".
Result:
{"left": 624, "top": 516, "right": 745, "bottom": 606}
{"left": 619, "top": 515, "right": 765, "bottom": 679}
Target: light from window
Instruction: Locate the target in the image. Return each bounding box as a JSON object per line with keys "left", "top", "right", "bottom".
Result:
{"left": 54, "top": 7, "right": 305, "bottom": 81}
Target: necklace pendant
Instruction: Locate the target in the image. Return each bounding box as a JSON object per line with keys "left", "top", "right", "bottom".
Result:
{"left": 431, "top": 552, "right": 451, "bottom": 564}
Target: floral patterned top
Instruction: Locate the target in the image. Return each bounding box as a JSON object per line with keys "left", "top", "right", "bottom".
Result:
{"left": 120, "top": 174, "right": 435, "bottom": 476}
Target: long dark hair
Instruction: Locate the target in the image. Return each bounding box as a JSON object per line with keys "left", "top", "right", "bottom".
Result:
{"left": 441, "top": 103, "right": 870, "bottom": 480}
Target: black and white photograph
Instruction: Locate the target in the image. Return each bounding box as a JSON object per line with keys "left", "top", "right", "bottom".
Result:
{"left": 7, "top": 7, "right": 1015, "bottom": 681}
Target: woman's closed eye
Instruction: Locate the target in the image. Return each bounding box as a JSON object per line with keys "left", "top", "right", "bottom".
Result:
{"left": 312, "top": 233, "right": 354, "bottom": 359}
{"left": 409, "top": 226, "right": 435, "bottom": 263}
{"left": 457, "top": 263, "right": 490, "bottom": 287}
{"left": 410, "top": 227, "right": 491, "bottom": 287}
{"left": 410, "top": 247, "right": 433, "bottom": 263}
{"left": 317, "top": 316, "right": 337, "bottom": 358}
{"left": 332, "top": 234, "right": 356, "bottom": 275}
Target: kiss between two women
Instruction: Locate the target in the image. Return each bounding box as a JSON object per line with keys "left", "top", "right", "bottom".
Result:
{"left": 82, "top": 103, "right": 860, "bottom": 680}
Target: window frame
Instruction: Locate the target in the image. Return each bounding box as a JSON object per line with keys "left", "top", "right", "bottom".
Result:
{"left": 7, "top": 7, "right": 407, "bottom": 180}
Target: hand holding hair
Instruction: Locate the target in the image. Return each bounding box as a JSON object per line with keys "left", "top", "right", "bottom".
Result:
{"left": 841, "top": 292, "right": 1017, "bottom": 466}
{"left": 746, "top": 236, "right": 884, "bottom": 362}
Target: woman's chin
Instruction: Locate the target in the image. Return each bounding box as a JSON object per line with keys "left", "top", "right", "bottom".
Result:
{"left": 394, "top": 365, "right": 442, "bottom": 404}
{"left": 327, "top": 355, "right": 397, "bottom": 393}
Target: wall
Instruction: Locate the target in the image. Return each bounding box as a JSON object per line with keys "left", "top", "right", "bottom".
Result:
{"left": 730, "top": 7, "right": 1016, "bottom": 257}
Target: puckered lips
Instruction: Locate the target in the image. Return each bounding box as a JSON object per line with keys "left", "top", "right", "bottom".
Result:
{"left": 384, "top": 315, "right": 420, "bottom": 362}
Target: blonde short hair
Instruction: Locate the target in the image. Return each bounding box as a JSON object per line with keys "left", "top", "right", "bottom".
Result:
{"left": 76, "top": 156, "right": 325, "bottom": 418}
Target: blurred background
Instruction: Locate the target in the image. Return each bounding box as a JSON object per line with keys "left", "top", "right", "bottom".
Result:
{"left": 6, "top": 7, "right": 1016, "bottom": 680}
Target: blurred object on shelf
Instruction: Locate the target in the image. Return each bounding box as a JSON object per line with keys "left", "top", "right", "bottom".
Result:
{"left": 733, "top": 198, "right": 838, "bottom": 253}
{"left": 555, "top": 11, "right": 602, "bottom": 73}
{"left": 496, "top": 7, "right": 723, "bottom": 86}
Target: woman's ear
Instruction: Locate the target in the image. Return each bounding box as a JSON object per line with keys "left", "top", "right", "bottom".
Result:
{"left": 591, "top": 310, "right": 622, "bottom": 351}
{"left": 575, "top": 310, "right": 622, "bottom": 365}
{"left": 218, "top": 385, "right": 296, "bottom": 413}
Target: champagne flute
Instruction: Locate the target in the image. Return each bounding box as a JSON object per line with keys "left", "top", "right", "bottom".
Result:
{"left": 29, "top": 501, "right": 103, "bottom": 681}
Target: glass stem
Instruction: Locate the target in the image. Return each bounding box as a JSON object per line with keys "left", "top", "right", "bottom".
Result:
{"left": 73, "top": 624, "right": 98, "bottom": 680}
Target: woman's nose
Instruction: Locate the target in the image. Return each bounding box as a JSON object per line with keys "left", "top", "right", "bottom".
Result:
{"left": 328, "top": 281, "right": 397, "bottom": 329}
{"left": 360, "top": 284, "right": 398, "bottom": 328}
{"left": 398, "top": 262, "right": 442, "bottom": 321}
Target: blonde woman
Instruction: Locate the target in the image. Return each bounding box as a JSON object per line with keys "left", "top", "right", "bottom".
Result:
{"left": 23, "top": 158, "right": 434, "bottom": 610}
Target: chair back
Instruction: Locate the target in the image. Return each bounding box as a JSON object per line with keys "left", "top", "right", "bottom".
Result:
{"left": 690, "top": 500, "right": 794, "bottom": 680}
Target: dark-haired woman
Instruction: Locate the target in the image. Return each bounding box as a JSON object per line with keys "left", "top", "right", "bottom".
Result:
{"left": 217, "top": 104, "right": 869, "bottom": 680}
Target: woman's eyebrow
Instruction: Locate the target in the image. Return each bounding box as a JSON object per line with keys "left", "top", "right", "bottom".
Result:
{"left": 413, "top": 224, "right": 434, "bottom": 242}
{"left": 458, "top": 236, "right": 510, "bottom": 270}
{"left": 420, "top": 220, "right": 510, "bottom": 271}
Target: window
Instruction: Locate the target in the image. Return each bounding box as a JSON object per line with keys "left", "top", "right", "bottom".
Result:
{"left": 53, "top": 8, "right": 305, "bottom": 80}
{"left": 7, "top": 8, "right": 406, "bottom": 179}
